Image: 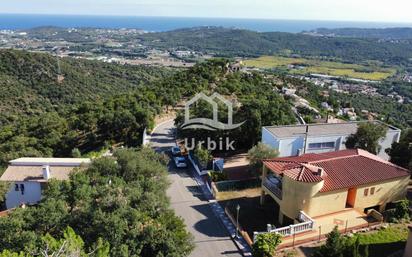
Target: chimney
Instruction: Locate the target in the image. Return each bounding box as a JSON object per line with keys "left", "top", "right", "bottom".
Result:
{"left": 42, "top": 165, "right": 51, "bottom": 180}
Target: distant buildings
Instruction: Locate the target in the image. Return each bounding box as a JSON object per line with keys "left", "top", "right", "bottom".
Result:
{"left": 262, "top": 121, "right": 401, "bottom": 160}
{"left": 0, "top": 158, "right": 91, "bottom": 209}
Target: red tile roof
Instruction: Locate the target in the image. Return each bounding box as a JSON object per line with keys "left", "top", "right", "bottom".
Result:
{"left": 263, "top": 149, "right": 410, "bottom": 192}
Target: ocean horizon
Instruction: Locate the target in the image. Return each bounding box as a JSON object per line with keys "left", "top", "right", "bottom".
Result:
{"left": 1, "top": 14, "right": 412, "bottom": 33}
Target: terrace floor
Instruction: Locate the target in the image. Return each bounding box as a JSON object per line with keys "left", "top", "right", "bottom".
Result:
{"left": 280, "top": 208, "right": 372, "bottom": 247}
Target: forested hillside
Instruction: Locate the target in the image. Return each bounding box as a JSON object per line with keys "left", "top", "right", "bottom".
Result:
{"left": 139, "top": 27, "right": 412, "bottom": 65}
{"left": 20, "top": 26, "right": 412, "bottom": 67}
{"left": 0, "top": 50, "right": 295, "bottom": 165}
{"left": 311, "top": 27, "right": 412, "bottom": 39}
{"left": 0, "top": 49, "right": 172, "bottom": 125}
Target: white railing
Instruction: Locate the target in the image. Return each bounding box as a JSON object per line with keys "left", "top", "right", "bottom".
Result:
{"left": 298, "top": 211, "right": 313, "bottom": 223}
{"left": 253, "top": 211, "right": 315, "bottom": 241}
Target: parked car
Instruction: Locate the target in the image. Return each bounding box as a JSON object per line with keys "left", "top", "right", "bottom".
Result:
{"left": 174, "top": 157, "right": 187, "bottom": 168}
{"left": 171, "top": 146, "right": 181, "bottom": 156}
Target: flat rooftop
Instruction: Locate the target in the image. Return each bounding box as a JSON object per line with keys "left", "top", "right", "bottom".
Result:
{"left": 9, "top": 157, "right": 91, "bottom": 166}
{"left": 264, "top": 121, "right": 399, "bottom": 138}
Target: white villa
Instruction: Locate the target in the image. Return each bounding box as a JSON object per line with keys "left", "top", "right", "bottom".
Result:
{"left": 262, "top": 121, "right": 401, "bottom": 160}
{"left": 0, "top": 157, "right": 91, "bottom": 209}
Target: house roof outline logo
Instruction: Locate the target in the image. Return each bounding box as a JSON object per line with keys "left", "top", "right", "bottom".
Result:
{"left": 181, "top": 92, "right": 245, "bottom": 131}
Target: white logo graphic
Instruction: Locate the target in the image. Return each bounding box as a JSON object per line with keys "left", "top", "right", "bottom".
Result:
{"left": 180, "top": 93, "right": 245, "bottom": 131}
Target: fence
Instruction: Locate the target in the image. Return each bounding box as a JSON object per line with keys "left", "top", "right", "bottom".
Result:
{"left": 224, "top": 206, "right": 254, "bottom": 247}
{"left": 214, "top": 178, "right": 261, "bottom": 192}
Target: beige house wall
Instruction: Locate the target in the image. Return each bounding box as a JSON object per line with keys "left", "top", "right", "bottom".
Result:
{"left": 280, "top": 176, "right": 324, "bottom": 219}
{"left": 353, "top": 176, "right": 409, "bottom": 211}
{"left": 307, "top": 189, "right": 348, "bottom": 217}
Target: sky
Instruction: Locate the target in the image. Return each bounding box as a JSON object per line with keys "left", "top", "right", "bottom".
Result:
{"left": 1, "top": 0, "right": 412, "bottom": 23}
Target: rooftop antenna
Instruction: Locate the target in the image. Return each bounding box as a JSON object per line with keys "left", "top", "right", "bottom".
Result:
{"left": 293, "top": 124, "right": 309, "bottom": 155}
{"left": 303, "top": 125, "right": 309, "bottom": 154}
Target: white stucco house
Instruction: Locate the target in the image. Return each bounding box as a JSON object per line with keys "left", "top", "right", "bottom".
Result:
{"left": 0, "top": 157, "right": 91, "bottom": 209}
{"left": 262, "top": 121, "right": 401, "bottom": 160}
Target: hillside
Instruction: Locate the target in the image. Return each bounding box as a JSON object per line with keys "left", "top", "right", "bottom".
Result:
{"left": 18, "top": 26, "right": 412, "bottom": 67}
{"left": 310, "top": 27, "right": 412, "bottom": 40}
{"left": 138, "top": 27, "right": 412, "bottom": 65}
{"left": 0, "top": 49, "right": 171, "bottom": 124}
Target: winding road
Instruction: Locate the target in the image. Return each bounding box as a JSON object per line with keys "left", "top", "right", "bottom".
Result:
{"left": 149, "top": 120, "right": 242, "bottom": 257}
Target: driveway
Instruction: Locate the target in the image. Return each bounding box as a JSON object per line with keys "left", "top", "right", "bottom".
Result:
{"left": 149, "top": 120, "right": 242, "bottom": 257}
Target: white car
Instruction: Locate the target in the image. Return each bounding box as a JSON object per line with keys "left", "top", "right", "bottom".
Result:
{"left": 174, "top": 157, "right": 187, "bottom": 168}
{"left": 171, "top": 146, "right": 181, "bottom": 156}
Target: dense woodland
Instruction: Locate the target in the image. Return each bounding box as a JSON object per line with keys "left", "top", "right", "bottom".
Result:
{"left": 138, "top": 27, "right": 412, "bottom": 67}
{"left": 0, "top": 148, "right": 194, "bottom": 257}
{"left": 0, "top": 52, "right": 297, "bottom": 166}
{"left": 0, "top": 49, "right": 175, "bottom": 166}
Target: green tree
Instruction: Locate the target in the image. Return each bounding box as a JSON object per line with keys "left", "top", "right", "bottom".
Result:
{"left": 194, "top": 146, "right": 212, "bottom": 168}
{"left": 313, "top": 227, "right": 346, "bottom": 257}
{"left": 387, "top": 129, "right": 412, "bottom": 170}
{"left": 0, "top": 148, "right": 194, "bottom": 257}
{"left": 247, "top": 143, "right": 279, "bottom": 172}
{"left": 71, "top": 148, "right": 81, "bottom": 158}
{"left": 252, "top": 233, "right": 282, "bottom": 257}
{"left": 345, "top": 122, "right": 388, "bottom": 154}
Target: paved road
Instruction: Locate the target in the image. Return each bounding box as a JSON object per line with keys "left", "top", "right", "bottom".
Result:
{"left": 150, "top": 120, "right": 242, "bottom": 257}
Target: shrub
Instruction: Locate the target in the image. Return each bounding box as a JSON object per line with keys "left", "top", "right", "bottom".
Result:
{"left": 209, "top": 171, "right": 228, "bottom": 182}
{"left": 252, "top": 233, "right": 282, "bottom": 257}
{"left": 194, "top": 147, "right": 212, "bottom": 168}
{"left": 247, "top": 143, "right": 279, "bottom": 173}
{"left": 386, "top": 199, "right": 410, "bottom": 222}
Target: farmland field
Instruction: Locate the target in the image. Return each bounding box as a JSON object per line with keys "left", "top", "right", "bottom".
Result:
{"left": 244, "top": 56, "right": 396, "bottom": 81}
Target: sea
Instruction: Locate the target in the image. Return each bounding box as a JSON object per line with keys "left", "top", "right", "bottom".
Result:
{"left": 0, "top": 14, "right": 411, "bottom": 33}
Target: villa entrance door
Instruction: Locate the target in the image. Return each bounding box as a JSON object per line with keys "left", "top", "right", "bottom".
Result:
{"left": 346, "top": 188, "right": 357, "bottom": 208}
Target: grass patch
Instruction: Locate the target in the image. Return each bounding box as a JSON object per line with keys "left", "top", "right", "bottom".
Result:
{"left": 349, "top": 225, "right": 408, "bottom": 256}
{"left": 353, "top": 225, "right": 408, "bottom": 245}
{"left": 215, "top": 188, "right": 261, "bottom": 201}
{"left": 244, "top": 56, "right": 396, "bottom": 81}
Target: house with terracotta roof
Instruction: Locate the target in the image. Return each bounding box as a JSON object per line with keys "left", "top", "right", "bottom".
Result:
{"left": 260, "top": 149, "right": 409, "bottom": 225}
{"left": 0, "top": 157, "right": 91, "bottom": 209}
{"left": 262, "top": 121, "right": 401, "bottom": 160}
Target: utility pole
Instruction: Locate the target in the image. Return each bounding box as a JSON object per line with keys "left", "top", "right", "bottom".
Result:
{"left": 303, "top": 125, "right": 309, "bottom": 154}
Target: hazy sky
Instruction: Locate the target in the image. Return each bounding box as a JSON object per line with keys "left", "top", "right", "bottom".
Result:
{"left": 1, "top": 0, "right": 412, "bottom": 23}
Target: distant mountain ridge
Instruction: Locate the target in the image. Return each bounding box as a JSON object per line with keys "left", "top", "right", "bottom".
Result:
{"left": 8, "top": 26, "right": 412, "bottom": 66}
{"left": 310, "top": 27, "right": 412, "bottom": 39}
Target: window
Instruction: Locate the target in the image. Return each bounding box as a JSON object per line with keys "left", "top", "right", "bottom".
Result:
{"left": 370, "top": 187, "right": 375, "bottom": 195}
{"left": 14, "top": 184, "right": 19, "bottom": 191}
{"left": 20, "top": 184, "right": 25, "bottom": 195}
{"left": 308, "top": 142, "right": 335, "bottom": 150}
{"left": 364, "top": 188, "right": 369, "bottom": 196}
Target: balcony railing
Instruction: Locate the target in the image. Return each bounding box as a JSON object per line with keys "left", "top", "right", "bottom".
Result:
{"left": 254, "top": 211, "right": 315, "bottom": 241}
{"left": 263, "top": 177, "right": 283, "bottom": 200}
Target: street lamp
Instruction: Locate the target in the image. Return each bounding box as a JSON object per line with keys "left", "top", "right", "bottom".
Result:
{"left": 236, "top": 204, "right": 240, "bottom": 239}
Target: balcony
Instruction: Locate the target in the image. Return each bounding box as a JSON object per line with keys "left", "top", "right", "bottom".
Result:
{"left": 263, "top": 176, "right": 282, "bottom": 200}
